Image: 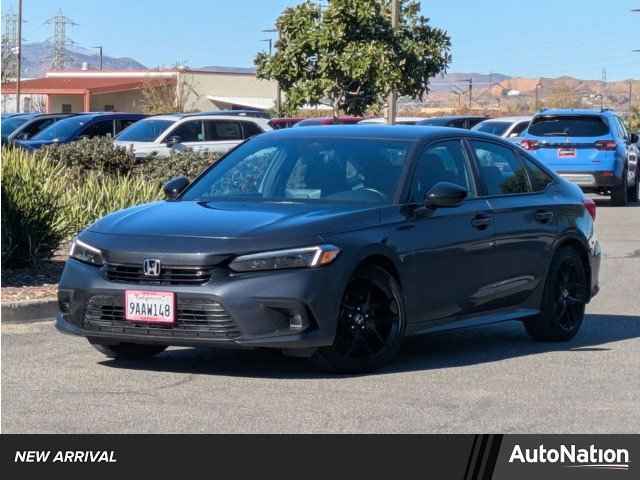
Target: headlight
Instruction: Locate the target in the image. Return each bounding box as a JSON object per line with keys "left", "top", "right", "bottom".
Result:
{"left": 69, "top": 238, "right": 104, "bottom": 266}
{"left": 229, "top": 244, "right": 340, "bottom": 273}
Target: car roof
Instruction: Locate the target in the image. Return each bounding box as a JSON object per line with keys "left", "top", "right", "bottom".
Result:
{"left": 480, "top": 116, "right": 532, "bottom": 123}
{"left": 148, "top": 113, "right": 268, "bottom": 122}
{"left": 75, "top": 112, "right": 147, "bottom": 120}
{"left": 533, "top": 108, "right": 613, "bottom": 117}
{"left": 262, "top": 124, "right": 503, "bottom": 142}
{"left": 421, "top": 115, "right": 488, "bottom": 121}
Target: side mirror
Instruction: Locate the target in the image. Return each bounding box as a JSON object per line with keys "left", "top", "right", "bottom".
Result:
{"left": 424, "top": 182, "right": 468, "bottom": 209}
{"left": 165, "top": 135, "right": 182, "bottom": 147}
{"left": 163, "top": 176, "right": 190, "bottom": 199}
{"left": 630, "top": 133, "right": 639, "bottom": 144}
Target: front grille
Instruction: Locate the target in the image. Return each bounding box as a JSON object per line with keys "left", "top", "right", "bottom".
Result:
{"left": 104, "top": 263, "right": 218, "bottom": 286}
{"left": 84, "top": 295, "right": 241, "bottom": 340}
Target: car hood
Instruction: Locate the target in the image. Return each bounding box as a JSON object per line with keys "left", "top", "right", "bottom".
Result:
{"left": 84, "top": 200, "right": 380, "bottom": 259}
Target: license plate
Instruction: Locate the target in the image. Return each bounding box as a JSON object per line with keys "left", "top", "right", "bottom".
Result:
{"left": 558, "top": 148, "right": 576, "bottom": 158}
{"left": 125, "top": 290, "right": 175, "bottom": 324}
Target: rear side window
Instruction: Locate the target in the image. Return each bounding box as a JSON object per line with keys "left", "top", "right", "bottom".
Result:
{"left": 511, "top": 121, "right": 530, "bottom": 137}
{"left": 81, "top": 120, "right": 114, "bottom": 139}
{"left": 471, "top": 141, "right": 530, "bottom": 195}
{"left": 528, "top": 115, "right": 609, "bottom": 137}
{"left": 474, "top": 121, "right": 511, "bottom": 136}
{"left": 204, "top": 120, "right": 243, "bottom": 141}
{"left": 522, "top": 156, "right": 553, "bottom": 192}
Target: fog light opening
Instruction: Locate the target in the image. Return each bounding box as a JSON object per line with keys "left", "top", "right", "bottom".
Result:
{"left": 289, "top": 313, "right": 307, "bottom": 330}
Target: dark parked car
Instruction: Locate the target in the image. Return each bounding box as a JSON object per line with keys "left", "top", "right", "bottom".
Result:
{"left": 294, "top": 116, "right": 363, "bottom": 127}
{"left": 15, "top": 112, "right": 146, "bottom": 150}
{"left": 2, "top": 112, "right": 77, "bottom": 145}
{"left": 57, "top": 126, "right": 601, "bottom": 372}
{"left": 416, "top": 116, "right": 488, "bottom": 129}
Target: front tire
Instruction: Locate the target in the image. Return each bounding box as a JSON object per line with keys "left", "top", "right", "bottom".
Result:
{"left": 89, "top": 340, "right": 167, "bottom": 360}
{"left": 313, "top": 265, "right": 406, "bottom": 373}
{"left": 525, "top": 247, "right": 588, "bottom": 342}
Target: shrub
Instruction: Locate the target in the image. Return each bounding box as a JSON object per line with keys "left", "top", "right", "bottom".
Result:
{"left": 38, "top": 136, "right": 135, "bottom": 177}
{"left": 1, "top": 148, "right": 67, "bottom": 267}
{"left": 135, "top": 150, "right": 222, "bottom": 186}
{"left": 59, "top": 172, "right": 162, "bottom": 236}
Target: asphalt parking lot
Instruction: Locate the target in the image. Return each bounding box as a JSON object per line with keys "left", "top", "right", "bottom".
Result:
{"left": 2, "top": 198, "right": 639, "bottom": 433}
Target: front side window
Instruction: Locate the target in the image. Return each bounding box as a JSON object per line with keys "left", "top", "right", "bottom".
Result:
{"left": 411, "top": 140, "right": 476, "bottom": 202}
{"left": 471, "top": 141, "right": 530, "bottom": 195}
{"left": 182, "top": 137, "right": 411, "bottom": 204}
{"left": 204, "top": 120, "right": 243, "bottom": 141}
{"left": 169, "top": 120, "right": 203, "bottom": 142}
{"left": 116, "top": 119, "right": 175, "bottom": 142}
{"left": 528, "top": 115, "right": 609, "bottom": 137}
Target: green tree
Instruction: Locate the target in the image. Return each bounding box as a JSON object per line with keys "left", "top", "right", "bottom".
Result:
{"left": 255, "top": 0, "right": 451, "bottom": 116}
{"left": 626, "top": 106, "right": 640, "bottom": 132}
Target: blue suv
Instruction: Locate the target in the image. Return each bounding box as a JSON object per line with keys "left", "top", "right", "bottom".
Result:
{"left": 520, "top": 109, "right": 639, "bottom": 205}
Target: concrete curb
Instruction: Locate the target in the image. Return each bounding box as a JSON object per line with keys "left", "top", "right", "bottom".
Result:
{"left": 1, "top": 299, "right": 58, "bottom": 323}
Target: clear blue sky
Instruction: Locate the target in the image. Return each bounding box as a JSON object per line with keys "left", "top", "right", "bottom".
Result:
{"left": 2, "top": 0, "right": 639, "bottom": 80}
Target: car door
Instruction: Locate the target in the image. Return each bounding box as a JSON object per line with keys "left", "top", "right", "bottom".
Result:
{"left": 468, "top": 139, "right": 558, "bottom": 310}
{"left": 614, "top": 116, "right": 639, "bottom": 186}
{"left": 200, "top": 120, "right": 245, "bottom": 154}
{"left": 391, "top": 139, "right": 496, "bottom": 330}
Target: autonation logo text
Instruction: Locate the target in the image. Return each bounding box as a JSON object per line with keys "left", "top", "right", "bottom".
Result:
{"left": 509, "top": 444, "right": 630, "bottom": 471}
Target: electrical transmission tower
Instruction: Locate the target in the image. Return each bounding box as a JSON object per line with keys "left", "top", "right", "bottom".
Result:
{"left": 44, "top": 10, "right": 77, "bottom": 70}
{"left": 1, "top": 11, "right": 19, "bottom": 81}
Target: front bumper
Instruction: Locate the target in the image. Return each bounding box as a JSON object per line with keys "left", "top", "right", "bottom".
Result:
{"left": 57, "top": 258, "right": 347, "bottom": 350}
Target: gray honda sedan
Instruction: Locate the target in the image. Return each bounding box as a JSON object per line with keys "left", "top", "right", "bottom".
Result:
{"left": 57, "top": 126, "right": 601, "bottom": 372}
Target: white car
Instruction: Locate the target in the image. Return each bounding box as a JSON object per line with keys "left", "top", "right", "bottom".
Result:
{"left": 114, "top": 113, "right": 272, "bottom": 158}
{"left": 358, "top": 117, "right": 426, "bottom": 125}
{"left": 471, "top": 116, "right": 532, "bottom": 140}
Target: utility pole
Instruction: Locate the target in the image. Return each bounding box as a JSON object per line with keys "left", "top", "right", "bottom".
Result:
{"left": 535, "top": 82, "right": 543, "bottom": 111}
{"left": 386, "top": 0, "right": 400, "bottom": 124}
{"left": 16, "top": 0, "right": 23, "bottom": 112}
{"left": 629, "top": 80, "right": 634, "bottom": 113}
{"left": 45, "top": 10, "right": 76, "bottom": 70}
{"left": 263, "top": 28, "right": 281, "bottom": 115}
{"left": 93, "top": 46, "right": 103, "bottom": 71}
{"left": 601, "top": 68, "right": 607, "bottom": 110}
{"left": 461, "top": 78, "right": 473, "bottom": 109}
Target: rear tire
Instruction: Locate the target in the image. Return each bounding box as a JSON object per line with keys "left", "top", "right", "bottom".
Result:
{"left": 629, "top": 169, "right": 640, "bottom": 203}
{"left": 611, "top": 170, "right": 628, "bottom": 206}
{"left": 89, "top": 340, "right": 167, "bottom": 360}
{"left": 524, "top": 247, "right": 588, "bottom": 342}
{"left": 313, "top": 265, "right": 406, "bottom": 374}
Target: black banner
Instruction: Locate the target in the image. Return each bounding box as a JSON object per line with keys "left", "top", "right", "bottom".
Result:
{"left": 1, "top": 434, "right": 636, "bottom": 478}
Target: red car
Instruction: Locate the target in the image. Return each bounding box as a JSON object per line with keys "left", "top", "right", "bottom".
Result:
{"left": 294, "top": 116, "right": 363, "bottom": 127}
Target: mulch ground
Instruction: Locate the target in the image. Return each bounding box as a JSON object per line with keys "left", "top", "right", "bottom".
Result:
{"left": 1, "top": 242, "right": 70, "bottom": 304}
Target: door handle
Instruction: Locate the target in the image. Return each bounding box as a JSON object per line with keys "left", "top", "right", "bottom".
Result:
{"left": 471, "top": 213, "right": 492, "bottom": 230}
{"left": 535, "top": 210, "right": 554, "bottom": 223}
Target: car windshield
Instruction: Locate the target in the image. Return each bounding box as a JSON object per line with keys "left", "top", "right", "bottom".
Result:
{"left": 473, "top": 121, "right": 511, "bottom": 136}
{"left": 116, "top": 118, "right": 175, "bottom": 142}
{"left": 181, "top": 136, "right": 412, "bottom": 205}
{"left": 1, "top": 116, "right": 30, "bottom": 135}
{"left": 32, "top": 115, "right": 93, "bottom": 141}
{"left": 528, "top": 115, "right": 609, "bottom": 137}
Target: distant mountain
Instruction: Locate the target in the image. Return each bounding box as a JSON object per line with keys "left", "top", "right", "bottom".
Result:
{"left": 20, "top": 42, "right": 146, "bottom": 78}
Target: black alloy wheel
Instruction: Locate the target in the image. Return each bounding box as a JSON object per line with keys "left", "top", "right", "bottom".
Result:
{"left": 525, "top": 247, "right": 588, "bottom": 341}
{"left": 314, "top": 265, "right": 405, "bottom": 373}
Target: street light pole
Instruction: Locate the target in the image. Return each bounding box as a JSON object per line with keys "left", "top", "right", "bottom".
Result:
{"left": 263, "top": 28, "right": 281, "bottom": 115}
{"left": 93, "top": 46, "right": 103, "bottom": 71}
{"left": 535, "top": 82, "right": 543, "bottom": 111}
{"left": 386, "top": 0, "right": 399, "bottom": 124}
{"left": 16, "top": 0, "right": 23, "bottom": 112}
